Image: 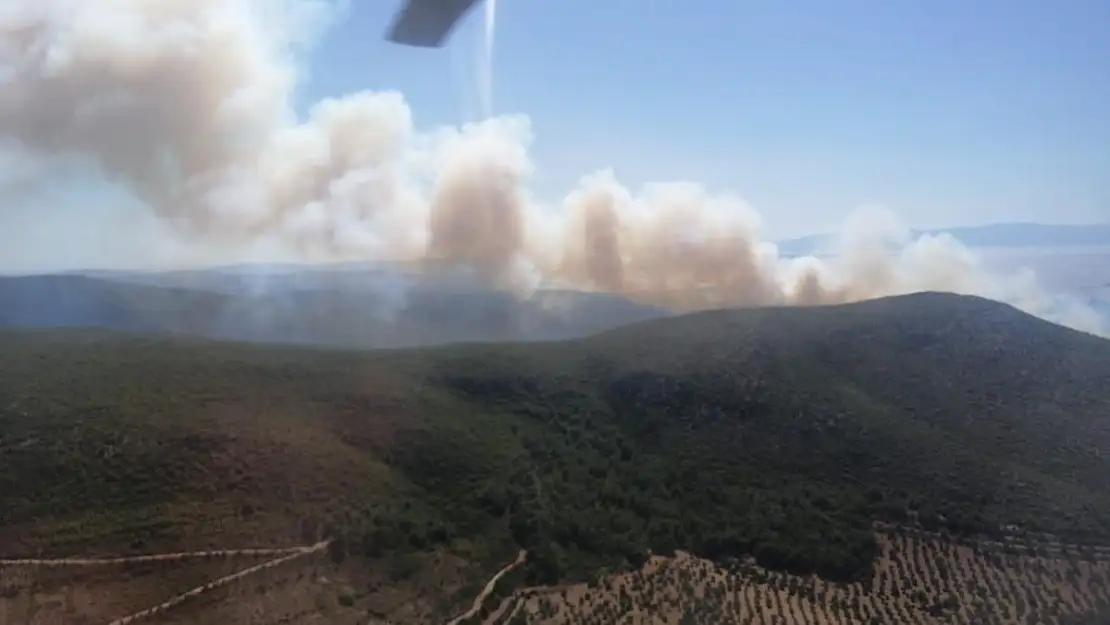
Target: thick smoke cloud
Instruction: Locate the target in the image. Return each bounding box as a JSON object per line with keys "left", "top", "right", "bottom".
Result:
{"left": 0, "top": 0, "right": 1105, "bottom": 336}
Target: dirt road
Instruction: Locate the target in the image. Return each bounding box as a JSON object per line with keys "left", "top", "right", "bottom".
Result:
{"left": 0, "top": 546, "right": 316, "bottom": 567}
{"left": 105, "top": 541, "right": 332, "bottom": 625}
{"left": 446, "top": 549, "right": 527, "bottom": 625}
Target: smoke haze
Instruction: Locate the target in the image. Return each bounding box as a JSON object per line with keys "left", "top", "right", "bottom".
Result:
{"left": 0, "top": 0, "right": 1106, "bottom": 336}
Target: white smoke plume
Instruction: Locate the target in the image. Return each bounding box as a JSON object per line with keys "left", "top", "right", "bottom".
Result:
{"left": 0, "top": 0, "right": 1106, "bottom": 336}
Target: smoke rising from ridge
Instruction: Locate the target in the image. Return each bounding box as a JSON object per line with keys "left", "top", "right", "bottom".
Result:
{"left": 0, "top": 0, "right": 1106, "bottom": 336}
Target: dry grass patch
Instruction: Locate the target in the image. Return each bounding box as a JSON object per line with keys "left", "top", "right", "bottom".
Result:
{"left": 0, "top": 554, "right": 280, "bottom": 625}
{"left": 0, "top": 541, "right": 516, "bottom": 625}
{"left": 136, "top": 548, "right": 513, "bottom": 625}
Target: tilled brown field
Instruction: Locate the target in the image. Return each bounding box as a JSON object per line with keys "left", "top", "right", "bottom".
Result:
{"left": 483, "top": 530, "right": 1110, "bottom": 625}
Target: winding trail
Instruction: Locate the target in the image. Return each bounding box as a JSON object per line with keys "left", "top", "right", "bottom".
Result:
{"left": 446, "top": 549, "right": 526, "bottom": 625}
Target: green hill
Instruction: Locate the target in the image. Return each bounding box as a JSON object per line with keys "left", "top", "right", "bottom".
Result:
{"left": 2, "top": 291, "right": 1109, "bottom": 588}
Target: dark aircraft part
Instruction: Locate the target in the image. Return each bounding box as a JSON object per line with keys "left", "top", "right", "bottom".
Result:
{"left": 386, "top": 0, "right": 482, "bottom": 48}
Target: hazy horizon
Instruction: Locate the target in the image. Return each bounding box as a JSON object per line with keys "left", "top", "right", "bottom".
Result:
{"left": 1, "top": 1, "right": 1106, "bottom": 334}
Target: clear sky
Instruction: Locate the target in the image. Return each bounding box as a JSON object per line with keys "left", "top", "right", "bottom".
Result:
{"left": 308, "top": 0, "right": 1108, "bottom": 239}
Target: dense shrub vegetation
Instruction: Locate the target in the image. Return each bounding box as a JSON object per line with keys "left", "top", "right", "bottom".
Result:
{"left": 2, "top": 292, "right": 1109, "bottom": 589}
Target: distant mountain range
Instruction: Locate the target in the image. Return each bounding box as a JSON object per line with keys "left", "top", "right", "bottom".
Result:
{"left": 0, "top": 268, "right": 671, "bottom": 349}
{"left": 777, "top": 222, "right": 1110, "bottom": 257}
{"left": 1, "top": 222, "right": 1107, "bottom": 348}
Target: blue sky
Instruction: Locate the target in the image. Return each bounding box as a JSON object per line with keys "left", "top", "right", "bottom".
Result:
{"left": 308, "top": 0, "right": 1108, "bottom": 238}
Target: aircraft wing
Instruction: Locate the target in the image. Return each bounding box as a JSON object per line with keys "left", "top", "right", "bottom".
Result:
{"left": 386, "top": 0, "right": 482, "bottom": 48}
